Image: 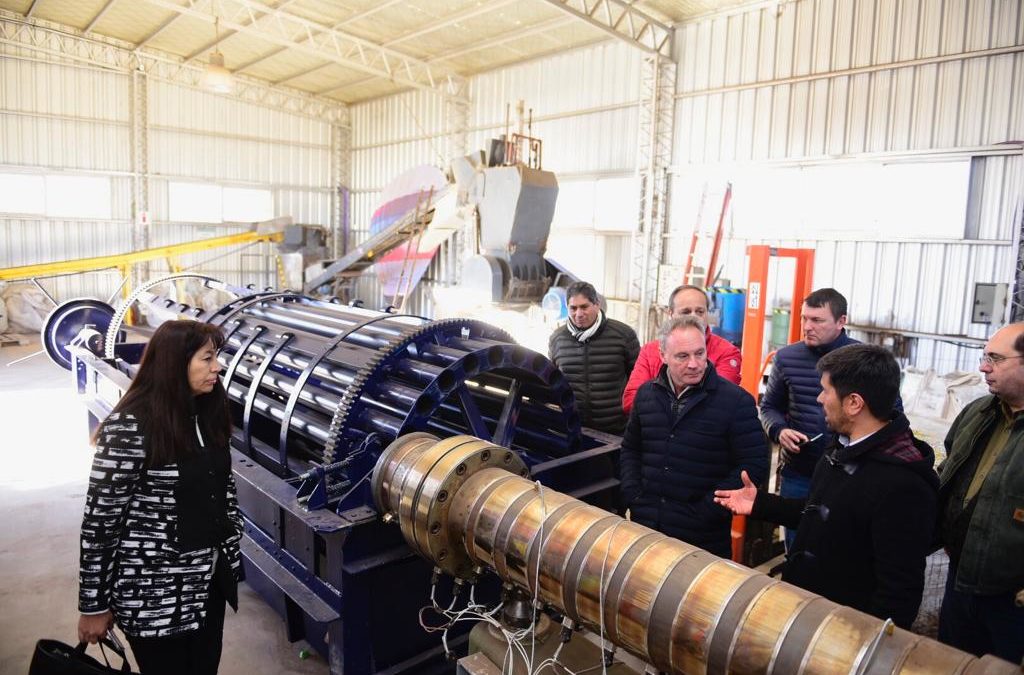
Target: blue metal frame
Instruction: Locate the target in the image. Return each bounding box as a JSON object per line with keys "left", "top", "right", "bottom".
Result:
{"left": 67, "top": 291, "right": 621, "bottom": 674}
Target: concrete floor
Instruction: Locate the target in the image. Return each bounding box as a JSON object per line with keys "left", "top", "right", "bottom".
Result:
{"left": 0, "top": 339, "right": 326, "bottom": 675}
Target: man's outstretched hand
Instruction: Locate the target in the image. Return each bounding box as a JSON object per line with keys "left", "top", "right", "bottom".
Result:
{"left": 714, "top": 470, "right": 757, "bottom": 515}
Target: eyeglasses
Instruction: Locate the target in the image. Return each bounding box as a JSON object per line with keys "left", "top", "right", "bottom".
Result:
{"left": 979, "top": 353, "right": 1024, "bottom": 366}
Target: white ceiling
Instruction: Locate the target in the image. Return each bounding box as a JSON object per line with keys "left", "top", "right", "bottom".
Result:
{"left": 1, "top": 0, "right": 757, "bottom": 103}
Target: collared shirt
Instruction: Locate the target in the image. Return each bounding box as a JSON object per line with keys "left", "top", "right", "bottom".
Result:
{"left": 837, "top": 427, "right": 880, "bottom": 448}
{"left": 964, "top": 400, "right": 1020, "bottom": 505}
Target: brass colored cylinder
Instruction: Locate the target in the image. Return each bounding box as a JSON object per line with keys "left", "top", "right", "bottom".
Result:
{"left": 375, "top": 433, "right": 1018, "bottom": 675}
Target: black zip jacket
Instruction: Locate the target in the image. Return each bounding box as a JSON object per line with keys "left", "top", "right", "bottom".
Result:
{"left": 751, "top": 414, "right": 939, "bottom": 628}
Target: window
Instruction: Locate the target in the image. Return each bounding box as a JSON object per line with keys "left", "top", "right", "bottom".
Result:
{"left": 46, "top": 175, "right": 111, "bottom": 219}
{"left": 0, "top": 173, "right": 112, "bottom": 219}
{"left": 0, "top": 174, "right": 45, "bottom": 214}
{"left": 594, "top": 176, "right": 639, "bottom": 232}
{"left": 551, "top": 180, "right": 595, "bottom": 231}
{"left": 169, "top": 182, "right": 274, "bottom": 223}
{"left": 673, "top": 160, "right": 971, "bottom": 240}
{"left": 223, "top": 187, "right": 273, "bottom": 222}
{"left": 169, "top": 182, "right": 222, "bottom": 223}
{"left": 551, "top": 176, "right": 639, "bottom": 233}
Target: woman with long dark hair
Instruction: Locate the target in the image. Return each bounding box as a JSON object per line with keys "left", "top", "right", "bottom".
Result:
{"left": 76, "top": 320, "right": 243, "bottom": 675}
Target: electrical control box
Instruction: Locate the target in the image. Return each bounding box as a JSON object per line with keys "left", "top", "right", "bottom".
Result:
{"left": 971, "top": 282, "right": 1008, "bottom": 324}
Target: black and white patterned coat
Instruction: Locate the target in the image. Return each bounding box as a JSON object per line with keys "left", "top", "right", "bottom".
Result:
{"left": 78, "top": 412, "right": 243, "bottom": 638}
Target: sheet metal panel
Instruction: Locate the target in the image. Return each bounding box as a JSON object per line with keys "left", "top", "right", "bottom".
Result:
{"left": 148, "top": 81, "right": 331, "bottom": 146}
{"left": 469, "top": 41, "right": 641, "bottom": 126}
{"left": 1, "top": 58, "right": 334, "bottom": 308}
{"left": 674, "top": 2, "right": 1024, "bottom": 161}
{"left": 706, "top": 235, "right": 1012, "bottom": 372}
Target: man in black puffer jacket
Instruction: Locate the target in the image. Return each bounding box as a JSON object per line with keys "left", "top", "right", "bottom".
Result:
{"left": 716, "top": 344, "right": 939, "bottom": 629}
{"left": 620, "top": 315, "right": 769, "bottom": 558}
{"left": 549, "top": 281, "right": 640, "bottom": 434}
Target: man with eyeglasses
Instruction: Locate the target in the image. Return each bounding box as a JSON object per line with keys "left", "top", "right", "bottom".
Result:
{"left": 936, "top": 322, "right": 1024, "bottom": 663}
{"left": 715, "top": 344, "right": 939, "bottom": 629}
{"left": 620, "top": 315, "right": 768, "bottom": 558}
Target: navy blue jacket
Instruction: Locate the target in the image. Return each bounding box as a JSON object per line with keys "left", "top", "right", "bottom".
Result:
{"left": 758, "top": 330, "right": 860, "bottom": 477}
{"left": 620, "top": 363, "right": 770, "bottom": 558}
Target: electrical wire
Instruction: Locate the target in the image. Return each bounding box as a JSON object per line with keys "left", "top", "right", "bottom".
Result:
{"left": 415, "top": 483, "right": 627, "bottom": 675}
{"left": 597, "top": 520, "right": 628, "bottom": 675}
{"left": 530, "top": 480, "right": 548, "bottom": 674}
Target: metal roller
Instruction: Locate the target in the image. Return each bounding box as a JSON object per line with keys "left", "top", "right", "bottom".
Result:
{"left": 375, "top": 433, "right": 1019, "bottom": 675}
{"left": 98, "top": 280, "right": 582, "bottom": 514}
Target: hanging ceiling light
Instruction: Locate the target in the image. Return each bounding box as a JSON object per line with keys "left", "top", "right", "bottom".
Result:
{"left": 201, "top": 17, "right": 233, "bottom": 94}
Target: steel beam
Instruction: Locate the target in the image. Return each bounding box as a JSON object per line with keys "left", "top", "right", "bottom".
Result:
{"left": 318, "top": 15, "right": 575, "bottom": 99}
{"left": 181, "top": 0, "right": 301, "bottom": 64}
{"left": 0, "top": 231, "right": 285, "bottom": 281}
{"left": 83, "top": 0, "right": 119, "bottom": 33}
{"left": 129, "top": 60, "right": 150, "bottom": 290}
{"left": 628, "top": 55, "right": 676, "bottom": 341}
{"left": 140, "top": 0, "right": 466, "bottom": 97}
{"left": 0, "top": 13, "right": 347, "bottom": 122}
{"left": 231, "top": 0, "right": 406, "bottom": 75}
{"left": 534, "top": 0, "right": 673, "bottom": 57}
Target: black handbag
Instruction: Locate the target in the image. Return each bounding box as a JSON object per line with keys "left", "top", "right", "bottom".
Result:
{"left": 29, "top": 634, "right": 138, "bottom": 675}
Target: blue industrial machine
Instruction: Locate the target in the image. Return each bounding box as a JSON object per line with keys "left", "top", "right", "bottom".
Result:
{"left": 47, "top": 273, "right": 619, "bottom": 674}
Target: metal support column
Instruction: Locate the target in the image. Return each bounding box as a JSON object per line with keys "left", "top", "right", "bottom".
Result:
{"left": 331, "top": 111, "right": 352, "bottom": 261}
{"left": 628, "top": 54, "right": 676, "bottom": 341}
{"left": 446, "top": 81, "right": 472, "bottom": 284}
{"left": 1010, "top": 200, "right": 1024, "bottom": 323}
{"left": 129, "top": 59, "right": 150, "bottom": 291}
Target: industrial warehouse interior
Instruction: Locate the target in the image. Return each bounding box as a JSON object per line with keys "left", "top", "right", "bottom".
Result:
{"left": 1, "top": 0, "right": 1022, "bottom": 673}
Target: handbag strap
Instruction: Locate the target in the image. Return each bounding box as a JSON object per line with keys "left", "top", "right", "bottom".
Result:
{"left": 74, "top": 638, "right": 133, "bottom": 673}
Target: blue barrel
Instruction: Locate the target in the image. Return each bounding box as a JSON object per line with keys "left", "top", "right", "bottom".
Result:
{"left": 542, "top": 287, "right": 568, "bottom": 320}
{"left": 711, "top": 287, "right": 745, "bottom": 345}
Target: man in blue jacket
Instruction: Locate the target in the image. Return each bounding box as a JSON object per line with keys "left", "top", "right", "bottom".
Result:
{"left": 759, "top": 288, "right": 858, "bottom": 550}
{"left": 620, "top": 315, "right": 769, "bottom": 558}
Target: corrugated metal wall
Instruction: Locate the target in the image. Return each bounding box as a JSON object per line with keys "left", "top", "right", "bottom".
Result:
{"left": 5, "top": 1, "right": 1021, "bottom": 372}
{"left": 0, "top": 57, "right": 132, "bottom": 301}
{"left": 1, "top": 51, "right": 336, "bottom": 303}
{"left": 671, "top": 0, "right": 1024, "bottom": 372}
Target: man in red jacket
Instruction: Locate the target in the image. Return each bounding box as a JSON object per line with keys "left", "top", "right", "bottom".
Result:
{"left": 623, "top": 285, "right": 741, "bottom": 414}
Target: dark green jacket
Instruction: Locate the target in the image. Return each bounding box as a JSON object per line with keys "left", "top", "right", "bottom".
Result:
{"left": 939, "top": 395, "right": 1024, "bottom": 595}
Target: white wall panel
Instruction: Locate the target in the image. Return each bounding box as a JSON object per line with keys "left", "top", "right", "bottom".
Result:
{"left": 675, "top": 2, "right": 1024, "bottom": 162}
{"left": 2, "top": 46, "right": 338, "bottom": 308}
{"left": 470, "top": 41, "right": 642, "bottom": 125}
{"left": 669, "top": 0, "right": 1024, "bottom": 370}
{"left": 1, "top": 58, "right": 130, "bottom": 172}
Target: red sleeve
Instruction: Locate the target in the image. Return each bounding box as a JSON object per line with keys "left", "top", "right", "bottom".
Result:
{"left": 709, "top": 335, "right": 743, "bottom": 385}
{"left": 622, "top": 341, "right": 662, "bottom": 414}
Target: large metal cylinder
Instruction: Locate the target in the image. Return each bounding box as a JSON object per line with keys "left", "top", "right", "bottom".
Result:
{"left": 375, "top": 433, "right": 1018, "bottom": 675}
{"left": 100, "top": 278, "right": 582, "bottom": 485}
